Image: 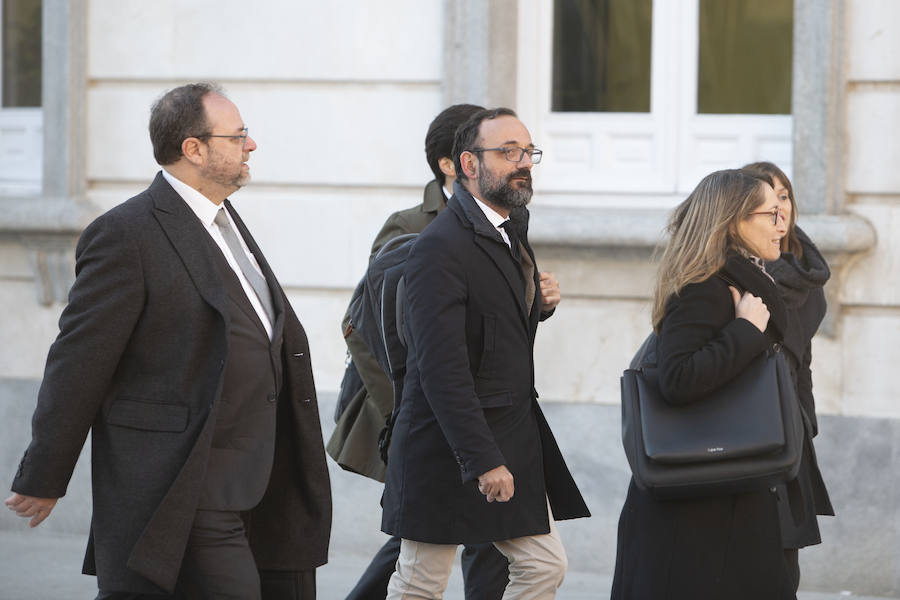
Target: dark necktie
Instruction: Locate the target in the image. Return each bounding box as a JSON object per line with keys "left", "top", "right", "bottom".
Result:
{"left": 214, "top": 208, "right": 276, "bottom": 327}
{"left": 500, "top": 220, "right": 522, "bottom": 263}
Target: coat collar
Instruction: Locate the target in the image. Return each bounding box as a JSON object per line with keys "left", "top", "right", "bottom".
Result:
{"left": 721, "top": 253, "right": 788, "bottom": 339}
{"left": 422, "top": 179, "right": 448, "bottom": 215}
{"left": 449, "top": 180, "right": 531, "bottom": 240}
{"left": 148, "top": 171, "right": 284, "bottom": 343}
{"left": 448, "top": 181, "right": 538, "bottom": 328}
{"left": 149, "top": 172, "right": 229, "bottom": 321}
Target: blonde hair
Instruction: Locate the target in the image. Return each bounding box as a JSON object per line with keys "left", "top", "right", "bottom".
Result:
{"left": 651, "top": 169, "right": 768, "bottom": 331}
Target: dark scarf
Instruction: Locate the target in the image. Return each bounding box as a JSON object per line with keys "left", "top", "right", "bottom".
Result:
{"left": 766, "top": 226, "right": 831, "bottom": 307}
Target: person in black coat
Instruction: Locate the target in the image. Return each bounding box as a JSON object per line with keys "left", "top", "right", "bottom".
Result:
{"left": 611, "top": 169, "right": 799, "bottom": 599}
{"left": 381, "top": 108, "right": 590, "bottom": 599}
{"left": 5, "top": 84, "right": 331, "bottom": 599}
{"left": 333, "top": 103, "right": 511, "bottom": 600}
{"left": 743, "top": 162, "right": 834, "bottom": 591}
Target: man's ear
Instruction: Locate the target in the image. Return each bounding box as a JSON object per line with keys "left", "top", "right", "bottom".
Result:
{"left": 460, "top": 151, "right": 478, "bottom": 179}
{"left": 181, "top": 137, "right": 205, "bottom": 166}
{"left": 438, "top": 156, "right": 456, "bottom": 179}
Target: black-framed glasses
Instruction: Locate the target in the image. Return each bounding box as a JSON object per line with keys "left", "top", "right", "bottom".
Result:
{"left": 748, "top": 207, "right": 786, "bottom": 226}
{"left": 470, "top": 146, "right": 543, "bottom": 164}
{"left": 199, "top": 127, "right": 249, "bottom": 147}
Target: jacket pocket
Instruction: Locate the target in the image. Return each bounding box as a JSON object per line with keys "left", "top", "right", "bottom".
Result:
{"left": 106, "top": 398, "right": 189, "bottom": 432}
{"left": 476, "top": 314, "right": 497, "bottom": 379}
{"left": 478, "top": 391, "right": 512, "bottom": 409}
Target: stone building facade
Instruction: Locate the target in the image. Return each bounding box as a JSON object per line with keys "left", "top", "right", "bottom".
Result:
{"left": 0, "top": 0, "right": 897, "bottom": 595}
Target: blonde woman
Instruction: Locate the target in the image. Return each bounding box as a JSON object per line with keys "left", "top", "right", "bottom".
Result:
{"left": 611, "top": 169, "right": 797, "bottom": 599}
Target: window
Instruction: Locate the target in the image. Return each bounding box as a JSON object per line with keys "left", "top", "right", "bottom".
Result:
{"left": 0, "top": 0, "right": 42, "bottom": 195}
{"left": 519, "top": 0, "right": 794, "bottom": 202}
{"left": 697, "top": 0, "right": 793, "bottom": 114}
{"left": 552, "top": 0, "right": 652, "bottom": 113}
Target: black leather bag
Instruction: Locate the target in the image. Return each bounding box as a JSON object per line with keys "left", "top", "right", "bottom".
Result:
{"left": 620, "top": 332, "right": 804, "bottom": 499}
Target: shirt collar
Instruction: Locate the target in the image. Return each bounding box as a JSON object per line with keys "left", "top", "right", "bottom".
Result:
{"left": 161, "top": 168, "right": 222, "bottom": 228}
{"left": 471, "top": 195, "right": 509, "bottom": 230}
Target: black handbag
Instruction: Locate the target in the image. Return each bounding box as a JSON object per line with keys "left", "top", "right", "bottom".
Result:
{"left": 620, "top": 331, "right": 804, "bottom": 499}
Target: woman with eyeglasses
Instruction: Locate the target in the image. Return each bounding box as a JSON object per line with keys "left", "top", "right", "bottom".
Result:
{"left": 610, "top": 169, "right": 798, "bottom": 599}
{"left": 742, "top": 161, "right": 835, "bottom": 593}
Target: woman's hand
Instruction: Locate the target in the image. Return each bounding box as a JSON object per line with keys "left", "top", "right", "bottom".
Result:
{"left": 730, "top": 286, "right": 770, "bottom": 332}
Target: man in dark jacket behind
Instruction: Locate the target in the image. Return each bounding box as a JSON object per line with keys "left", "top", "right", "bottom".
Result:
{"left": 5, "top": 83, "right": 331, "bottom": 599}
{"left": 380, "top": 108, "right": 590, "bottom": 599}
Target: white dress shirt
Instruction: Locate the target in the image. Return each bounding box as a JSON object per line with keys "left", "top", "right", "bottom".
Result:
{"left": 472, "top": 195, "right": 513, "bottom": 248}
{"left": 161, "top": 169, "right": 273, "bottom": 339}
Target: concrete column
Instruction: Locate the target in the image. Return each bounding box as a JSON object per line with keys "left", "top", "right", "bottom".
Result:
{"left": 792, "top": 0, "right": 846, "bottom": 214}
{"left": 443, "top": 0, "right": 518, "bottom": 109}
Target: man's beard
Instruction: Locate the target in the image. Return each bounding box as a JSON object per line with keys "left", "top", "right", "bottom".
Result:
{"left": 202, "top": 150, "right": 250, "bottom": 191}
{"left": 477, "top": 165, "right": 533, "bottom": 210}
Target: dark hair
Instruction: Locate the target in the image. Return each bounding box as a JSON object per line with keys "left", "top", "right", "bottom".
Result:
{"left": 452, "top": 107, "right": 518, "bottom": 182}
{"left": 741, "top": 161, "right": 802, "bottom": 257}
{"left": 424, "top": 104, "right": 484, "bottom": 185}
{"left": 149, "top": 82, "right": 223, "bottom": 165}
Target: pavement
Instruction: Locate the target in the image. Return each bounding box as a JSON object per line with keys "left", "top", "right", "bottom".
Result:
{"left": 1, "top": 393, "right": 895, "bottom": 599}
{"left": 0, "top": 527, "right": 893, "bottom": 599}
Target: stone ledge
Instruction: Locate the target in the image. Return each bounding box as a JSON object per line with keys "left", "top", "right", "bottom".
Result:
{"left": 0, "top": 197, "right": 89, "bottom": 235}
{"left": 528, "top": 206, "right": 877, "bottom": 255}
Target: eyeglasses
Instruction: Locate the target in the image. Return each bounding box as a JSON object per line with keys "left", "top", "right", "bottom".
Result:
{"left": 470, "top": 146, "right": 543, "bottom": 164}
{"left": 199, "top": 127, "right": 249, "bottom": 148}
{"left": 748, "top": 207, "right": 786, "bottom": 226}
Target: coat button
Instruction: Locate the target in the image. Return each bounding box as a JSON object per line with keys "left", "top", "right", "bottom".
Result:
{"left": 267, "top": 393, "right": 277, "bottom": 403}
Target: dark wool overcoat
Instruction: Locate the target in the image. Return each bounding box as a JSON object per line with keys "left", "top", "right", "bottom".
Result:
{"left": 381, "top": 185, "right": 590, "bottom": 545}
{"left": 768, "top": 226, "right": 835, "bottom": 549}
{"left": 11, "top": 173, "right": 332, "bottom": 594}
{"left": 611, "top": 254, "right": 797, "bottom": 600}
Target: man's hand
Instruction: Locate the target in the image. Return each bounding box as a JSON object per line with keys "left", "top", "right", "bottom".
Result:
{"left": 477, "top": 465, "right": 514, "bottom": 503}
{"left": 4, "top": 493, "right": 58, "bottom": 528}
{"left": 540, "top": 271, "right": 561, "bottom": 311}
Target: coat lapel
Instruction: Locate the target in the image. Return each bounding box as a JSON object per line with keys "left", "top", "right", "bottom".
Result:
{"left": 450, "top": 187, "right": 531, "bottom": 327}
{"left": 521, "top": 236, "right": 543, "bottom": 339}
{"left": 148, "top": 173, "right": 228, "bottom": 321}
{"left": 722, "top": 253, "right": 788, "bottom": 338}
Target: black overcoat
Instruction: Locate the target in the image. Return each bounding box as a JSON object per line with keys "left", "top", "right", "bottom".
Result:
{"left": 11, "top": 173, "right": 332, "bottom": 594}
{"left": 381, "top": 186, "right": 589, "bottom": 544}
{"left": 611, "top": 254, "right": 797, "bottom": 600}
{"left": 768, "top": 226, "right": 834, "bottom": 549}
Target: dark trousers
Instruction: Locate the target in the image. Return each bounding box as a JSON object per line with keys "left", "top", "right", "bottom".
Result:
{"left": 97, "top": 510, "right": 315, "bottom": 600}
{"left": 345, "top": 535, "right": 509, "bottom": 600}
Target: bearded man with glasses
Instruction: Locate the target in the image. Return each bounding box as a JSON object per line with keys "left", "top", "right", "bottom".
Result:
{"left": 380, "top": 107, "right": 590, "bottom": 600}
{"left": 5, "top": 83, "right": 331, "bottom": 600}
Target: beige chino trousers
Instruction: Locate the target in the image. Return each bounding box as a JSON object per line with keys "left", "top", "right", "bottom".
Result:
{"left": 386, "top": 499, "right": 567, "bottom": 600}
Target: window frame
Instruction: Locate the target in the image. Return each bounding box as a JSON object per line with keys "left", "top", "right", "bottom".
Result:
{"left": 517, "top": 0, "right": 793, "bottom": 203}
{"left": 0, "top": 0, "right": 44, "bottom": 195}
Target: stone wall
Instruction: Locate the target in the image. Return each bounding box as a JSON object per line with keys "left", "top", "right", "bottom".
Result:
{"left": 1, "top": 0, "right": 899, "bottom": 595}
